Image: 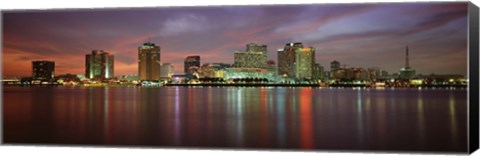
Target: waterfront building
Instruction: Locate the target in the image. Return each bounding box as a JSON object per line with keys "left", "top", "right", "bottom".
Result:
{"left": 85, "top": 50, "right": 114, "bottom": 79}
{"left": 199, "top": 63, "right": 231, "bottom": 78}
{"left": 367, "top": 67, "right": 381, "bottom": 81}
{"left": 399, "top": 46, "right": 416, "bottom": 80}
{"left": 117, "top": 75, "right": 139, "bottom": 81}
{"left": 295, "top": 47, "right": 315, "bottom": 80}
{"left": 138, "top": 42, "right": 161, "bottom": 81}
{"left": 184, "top": 56, "right": 200, "bottom": 74}
{"left": 32, "top": 60, "right": 55, "bottom": 81}
{"left": 160, "top": 63, "right": 174, "bottom": 78}
{"left": 332, "top": 68, "right": 354, "bottom": 81}
{"left": 353, "top": 68, "right": 369, "bottom": 81}
{"left": 313, "top": 63, "right": 324, "bottom": 81}
{"left": 224, "top": 68, "right": 275, "bottom": 81}
{"left": 277, "top": 42, "right": 303, "bottom": 78}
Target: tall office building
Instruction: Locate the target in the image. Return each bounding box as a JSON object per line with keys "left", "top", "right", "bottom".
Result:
{"left": 295, "top": 47, "right": 315, "bottom": 79}
{"left": 184, "top": 56, "right": 200, "bottom": 74}
{"left": 138, "top": 42, "right": 161, "bottom": 81}
{"left": 85, "top": 50, "right": 114, "bottom": 79}
{"left": 277, "top": 43, "right": 303, "bottom": 77}
{"left": 399, "top": 46, "right": 416, "bottom": 80}
{"left": 32, "top": 60, "right": 55, "bottom": 81}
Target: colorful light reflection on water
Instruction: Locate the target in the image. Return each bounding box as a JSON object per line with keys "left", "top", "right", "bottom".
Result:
{"left": 3, "top": 86, "right": 467, "bottom": 152}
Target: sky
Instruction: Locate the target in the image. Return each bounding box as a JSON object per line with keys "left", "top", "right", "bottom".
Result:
{"left": 2, "top": 2, "right": 469, "bottom": 77}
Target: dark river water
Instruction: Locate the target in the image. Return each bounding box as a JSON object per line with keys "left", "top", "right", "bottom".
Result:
{"left": 3, "top": 86, "right": 467, "bottom": 152}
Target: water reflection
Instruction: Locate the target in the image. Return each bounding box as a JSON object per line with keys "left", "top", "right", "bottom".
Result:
{"left": 356, "top": 89, "right": 364, "bottom": 147}
{"left": 275, "top": 88, "right": 287, "bottom": 147}
{"left": 449, "top": 92, "right": 458, "bottom": 148}
{"left": 416, "top": 90, "right": 425, "bottom": 145}
{"left": 2, "top": 86, "right": 468, "bottom": 152}
{"left": 299, "top": 88, "right": 314, "bottom": 149}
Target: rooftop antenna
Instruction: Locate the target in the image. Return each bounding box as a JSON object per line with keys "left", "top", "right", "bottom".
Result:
{"left": 148, "top": 36, "right": 151, "bottom": 43}
{"left": 405, "top": 46, "right": 409, "bottom": 68}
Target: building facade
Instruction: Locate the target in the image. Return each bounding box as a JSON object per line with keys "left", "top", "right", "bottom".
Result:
{"left": 294, "top": 47, "right": 315, "bottom": 80}
{"left": 312, "top": 63, "right": 324, "bottom": 81}
{"left": 199, "top": 63, "right": 231, "bottom": 78}
{"left": 277, "top": 42, "right": 303, "bottom": 78}
{"left": 32, "top": 60, "right": 55, "bottom": 81}
{"left": 138, "top": 42, "right": 161, "bottom": 81}
{"left": 160, "top": 63, "right": 174, "bottom": 78}
{"left": 246, "top": 43, "right": 267, "bottom": 53}
{"left": 85, "top": 50, "right": 114, "bottom": 79}
{"left": 184, "top": 56, "right": 200, "bottom": 74}
{"left": 233, "top": 51, "right": 267, "bottom": 68}
{"left": 224, "top": 68, "right": 275, "bottom": 80}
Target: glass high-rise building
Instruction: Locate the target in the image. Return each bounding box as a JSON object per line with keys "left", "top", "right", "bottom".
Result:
{"left": 32, "top": 60, "right": 55, "bottom": 81}
{"left": 295, "top": 47, "right": 315, "bottom": 80}
{"left": 184, "top": 56, "right": 200, "bottom": 74}
{"left": 277, "top": 42, "right": 303, "bottom": 78}
{"left": 138, "top": 42, "right": 161, "bottom": 81}
{"left": 85, "top": 50, "right": 114, "bottom": 79}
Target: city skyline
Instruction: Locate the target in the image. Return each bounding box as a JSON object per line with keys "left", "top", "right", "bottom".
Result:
{"left": 2, "top": 3, "right": 468, "bottom": 77}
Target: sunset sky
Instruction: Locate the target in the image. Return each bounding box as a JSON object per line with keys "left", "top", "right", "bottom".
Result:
{"left": 2, "top": 2, "right": 469, "bottom": 77}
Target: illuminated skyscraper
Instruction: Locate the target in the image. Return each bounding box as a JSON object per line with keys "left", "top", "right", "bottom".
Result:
{"left": 277, "top": 42, "right": 303, "bottom": 77}
{"left": 278, "top": 42, "right": 315, "bottom": 79}
{"left": 295, "top": 47, "right": 315, "bottom": 79}
{"left": 184, "top": 56, "right": 200, "bottom": 74}
{"left": 85, "top": 50, "right": 114, "bottom": 79}
{"left": 138, "top": 42, "right": 161, "bottom": 81}
{"left": 32, "top": 60, "right": 55, "bottom": 81}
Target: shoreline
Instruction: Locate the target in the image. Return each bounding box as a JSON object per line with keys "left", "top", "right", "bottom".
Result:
{"left": 2, "top": 83, "right": 468, "bottom": 88}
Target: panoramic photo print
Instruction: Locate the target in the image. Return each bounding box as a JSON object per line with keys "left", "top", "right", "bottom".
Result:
{"left": 2, "top": 2, "right": 473, "bottom": 154}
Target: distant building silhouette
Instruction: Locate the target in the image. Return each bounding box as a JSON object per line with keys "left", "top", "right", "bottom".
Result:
{"left": 32, "top": 60, "right": 55, "bottom": 81}
{"left": 330, "top": 60, "right": 340, "bottom": 71}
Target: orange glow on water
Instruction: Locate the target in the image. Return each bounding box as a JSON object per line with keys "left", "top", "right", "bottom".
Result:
{"left": 299, "top": 87, "right": 314, "bottom": 149}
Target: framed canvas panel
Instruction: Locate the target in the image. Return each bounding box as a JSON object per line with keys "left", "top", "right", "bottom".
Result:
{"left": 1, "top": 0, "right": 479, "bottom": 155}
